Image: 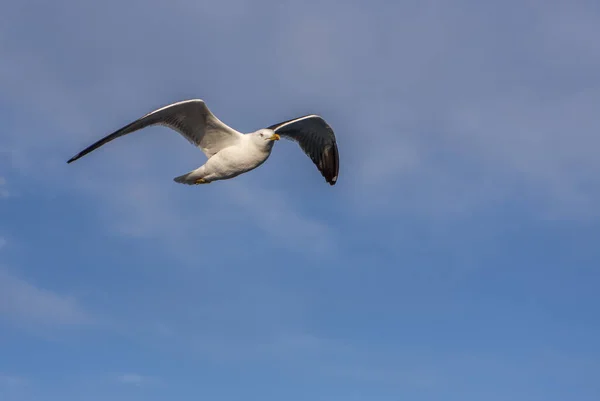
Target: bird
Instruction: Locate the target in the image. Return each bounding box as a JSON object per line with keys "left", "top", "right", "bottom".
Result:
{"left": 66, "top": 99, "right": 339, "bottom": 186}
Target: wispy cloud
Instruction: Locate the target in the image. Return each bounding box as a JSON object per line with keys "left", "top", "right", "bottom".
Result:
{"left": 0, "top": 267, "right": 92, "bottom": 326}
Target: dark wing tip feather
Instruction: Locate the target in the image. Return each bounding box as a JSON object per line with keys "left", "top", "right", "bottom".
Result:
{"left": 309, "top": 116, "right": 339, "bottom": 186}
{"left": 321, "top": 141, "right": 339, "bottom": 185}
{"left": 323, "top": 141, "right": 339, "bottom": 185}
{"left": 65, "top": 113, "right": 159, "bottom": 164}
{"left": 65, "top": 130, "right": 123, "bottom": 164}
{"left": 65, "top": 134, "right": 115, "bottom": 164}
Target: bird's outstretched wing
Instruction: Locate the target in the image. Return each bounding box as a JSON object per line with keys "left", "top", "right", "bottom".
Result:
{"left": 268, "top": 115, "right": 339, "bottom": 185}
{"left": 67, "top": 99, "right": 242, "bottom": 163}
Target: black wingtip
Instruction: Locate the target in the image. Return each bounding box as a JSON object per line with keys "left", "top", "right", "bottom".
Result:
{"left": 67, "top": 150, "right": 87, "bottom": 163}
{"left": 323, "top": 142, "right": 339, "bottom": 186}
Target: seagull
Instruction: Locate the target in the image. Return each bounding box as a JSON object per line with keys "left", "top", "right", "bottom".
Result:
{"left": 66, "top": 99, "right": 339, "bottom": 186}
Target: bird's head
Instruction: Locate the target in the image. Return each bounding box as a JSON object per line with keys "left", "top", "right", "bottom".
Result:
{"left": 250, "top": 129, "right": 280, "bottom": 149}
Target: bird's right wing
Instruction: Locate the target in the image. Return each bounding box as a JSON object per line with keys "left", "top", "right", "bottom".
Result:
{"left": 268, "top": 115, "right": 339, "bottom": 185}
{"left": 67, "top": 99, "right": 243, "bottom": 163}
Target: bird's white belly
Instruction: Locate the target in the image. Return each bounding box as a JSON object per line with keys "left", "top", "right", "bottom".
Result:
{"left": 204, "top": 145, "right": 270, "bottom": 180}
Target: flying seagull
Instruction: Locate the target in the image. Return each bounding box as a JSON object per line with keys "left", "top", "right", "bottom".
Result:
{"left": 67, "top": 99, "right": 339, "bottom": 185}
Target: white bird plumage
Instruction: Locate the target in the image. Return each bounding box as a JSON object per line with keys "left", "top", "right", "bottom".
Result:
{"left": 67, "top": 99, "right": 339, "bottom": 185}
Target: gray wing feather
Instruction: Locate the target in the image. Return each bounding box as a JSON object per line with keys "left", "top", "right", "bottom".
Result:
{"left": 268, "top": 115, "right": 339, "bottom": 185}
{"left": 67, "top": 99, "right": 241, "bottom": 163}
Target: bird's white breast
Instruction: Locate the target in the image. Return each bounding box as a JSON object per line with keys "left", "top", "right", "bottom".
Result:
{"left": 203, "top": 137, "right": 272, "bottom": 179}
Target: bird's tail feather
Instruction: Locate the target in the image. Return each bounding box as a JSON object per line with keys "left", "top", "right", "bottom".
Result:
{"left": 173, "top": 169, "right": 206, "bottom": 185}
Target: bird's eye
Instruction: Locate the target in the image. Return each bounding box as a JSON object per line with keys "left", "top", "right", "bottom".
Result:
{"left": 260, "top": 133, "right": 263, "bottom": 137}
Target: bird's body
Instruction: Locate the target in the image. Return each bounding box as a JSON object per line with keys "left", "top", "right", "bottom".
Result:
{"left": 173, "top": 132, "right": 276, "bottom": 184}
{"left": 67, "top": 99, "right": 339, "bottom": 186}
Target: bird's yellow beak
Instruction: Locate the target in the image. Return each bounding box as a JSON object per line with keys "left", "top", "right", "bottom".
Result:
{"left": 270, "top": 133, "right": 280, "bottom": 141}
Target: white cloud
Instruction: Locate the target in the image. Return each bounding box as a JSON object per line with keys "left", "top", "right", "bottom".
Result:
{"left": 0, "top": 267, "right": 92, "bottom": 326}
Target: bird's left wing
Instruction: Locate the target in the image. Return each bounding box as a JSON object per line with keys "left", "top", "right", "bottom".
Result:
{"left": 268, "top": 115, "right": 339, "bottom": 185}
{"left": 67, "top": 99, "right": 242, "bottom": 163}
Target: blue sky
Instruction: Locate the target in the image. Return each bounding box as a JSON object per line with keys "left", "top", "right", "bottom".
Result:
{"left": 1, "top": 0, "right": 599, "bottom": 400}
